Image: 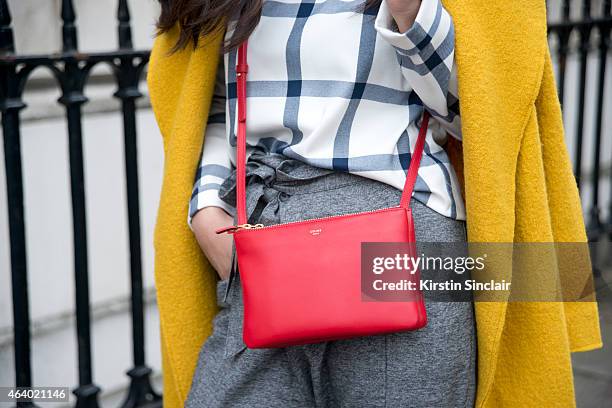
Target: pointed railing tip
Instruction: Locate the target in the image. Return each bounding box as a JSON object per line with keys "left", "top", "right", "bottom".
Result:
{"left": 118, "top": 0, "right": 131, "bottom": 22}
{"left": 581, "top": 0, "right": 592, "bottom": 18}
{"left": 61, "top": 0, "right": 76, "bottom": 22}
{"left": 61, "top": 0, "right": 78, "bottom": 51}
{"left": 562, "top": 0, "right": 570, "bottom": 20}
{"left": 0, "top": 0, "right": 12, "bottom": 26}
{"left": 118, "top": 0, "right": 133, "bottom": 49}
{"left": 0, "top": 0, "right": 14, "bottom": 54}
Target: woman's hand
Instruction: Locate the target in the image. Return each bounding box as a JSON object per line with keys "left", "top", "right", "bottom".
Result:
{"left": 191, "top": 206, "right": 235, "bottom": 280}
{"left": 386, "top": 0, "right": 422, "bottom": 33}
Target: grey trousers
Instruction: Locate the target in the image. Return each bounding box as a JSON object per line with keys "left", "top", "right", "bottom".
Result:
{"left": 185, "top": 151, "right": 477, "bottom": 408}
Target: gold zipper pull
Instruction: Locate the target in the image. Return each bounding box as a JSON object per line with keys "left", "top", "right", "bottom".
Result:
{"left": 215, "top": 223, "right": 264, "bottom": 234}
{"left": 241, "top": 223, "right": 264, "bottom": 230}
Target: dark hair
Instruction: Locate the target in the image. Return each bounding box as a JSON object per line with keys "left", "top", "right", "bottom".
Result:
{"left": 157, "top": 0, "right": 381, "bottom": 54}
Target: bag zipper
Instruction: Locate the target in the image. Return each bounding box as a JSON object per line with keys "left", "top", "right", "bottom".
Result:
{"left": 216, "top": 223, "right": 264, "bottom": 234}
{"left": 215, "top": 205, "right": 405, "bottom": 234}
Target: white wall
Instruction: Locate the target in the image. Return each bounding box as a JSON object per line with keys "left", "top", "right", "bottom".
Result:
{"left": 7, "top": 0, "right": 160, "bottom": 54}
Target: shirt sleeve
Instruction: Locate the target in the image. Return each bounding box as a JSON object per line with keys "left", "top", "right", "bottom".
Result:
{"left": 374, "top": 0, "right": 462, "bottom": 140}
{"left": 187, "top": 57, "right": 235, "bottom": 231}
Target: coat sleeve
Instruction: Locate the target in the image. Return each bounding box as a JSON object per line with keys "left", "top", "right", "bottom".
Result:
{"left": 534, "top": 42, "right": 603, "bottom": 352}
{"left": 147, "top": 26, "right": 228, "bottom": 408}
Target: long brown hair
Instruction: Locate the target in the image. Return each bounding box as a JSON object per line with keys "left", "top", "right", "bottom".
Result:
{"left": 157, "top": 0, "right": 382, "bottom": 54}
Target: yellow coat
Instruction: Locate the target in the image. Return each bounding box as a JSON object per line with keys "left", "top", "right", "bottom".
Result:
{"left": 146, "top": 1, "right": 603, "bottom": 407}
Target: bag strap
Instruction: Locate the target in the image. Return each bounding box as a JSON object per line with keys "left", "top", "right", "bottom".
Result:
{"left": 235, "top": 40, "right": 430, "bottom": 225}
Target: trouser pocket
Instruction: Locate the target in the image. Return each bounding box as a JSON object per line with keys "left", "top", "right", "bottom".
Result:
{"left": 222, "top": 241, "right": 238, "bottom": 303}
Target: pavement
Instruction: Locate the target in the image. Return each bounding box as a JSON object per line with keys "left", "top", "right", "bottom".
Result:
{"left": 572, "top": 246, "right": 612, "bottom": 408}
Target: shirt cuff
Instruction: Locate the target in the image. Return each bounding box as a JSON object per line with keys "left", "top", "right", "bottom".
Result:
{"left": 374, "top": 0, "right": 441, "bottom": 53}
{"left": 187, "top": 189, "right": 235, "bottom": 232}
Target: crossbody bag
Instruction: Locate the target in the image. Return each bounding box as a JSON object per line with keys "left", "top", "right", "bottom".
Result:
{"left": 216, "top": 40, "right": 430, "bottom": 348}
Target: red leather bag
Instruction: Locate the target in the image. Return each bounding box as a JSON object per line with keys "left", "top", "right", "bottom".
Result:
{"left": 217, "top": 41, "right": 429, "bottom": 348}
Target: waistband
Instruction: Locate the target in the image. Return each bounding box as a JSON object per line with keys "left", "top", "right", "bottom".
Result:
{"left": 218, "top": 150, "right": 378, "bottom": 224}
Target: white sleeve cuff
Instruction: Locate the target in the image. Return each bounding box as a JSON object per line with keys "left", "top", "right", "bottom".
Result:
{"left": 187, "top": 190, "right": 235, "bottom": 232}
{"left": 374, "top": 0, "right": 441, "bottom": 53}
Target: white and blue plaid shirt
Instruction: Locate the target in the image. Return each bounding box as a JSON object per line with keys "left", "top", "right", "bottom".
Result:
{"left": 189, "top": 0, "right": 464, "bottom": 228}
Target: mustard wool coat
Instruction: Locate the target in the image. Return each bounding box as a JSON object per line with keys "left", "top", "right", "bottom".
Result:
{"left": 147, "top": 1, "right": 603, "bottom": 407}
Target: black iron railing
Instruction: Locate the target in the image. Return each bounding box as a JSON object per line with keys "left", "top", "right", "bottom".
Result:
{"left": 0, "top": 1, "right": 157, "bottom": 408}
{"left": 547, "top": 0, "right": 612, "bottom": 241}
{"left": 0, "top": 1, "right": 610, "bottom": 408}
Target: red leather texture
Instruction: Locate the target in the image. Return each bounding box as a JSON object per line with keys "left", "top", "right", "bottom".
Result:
{"left": 235, "top": 207, "right": 427, "bottom": 348}
{"left": 231, "top": 40, "right": 429, "bottom": 348}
